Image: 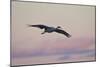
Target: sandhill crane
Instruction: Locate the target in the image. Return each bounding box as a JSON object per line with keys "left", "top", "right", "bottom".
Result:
{"left": 28, "top": 24, "right": 71, "bottom": 38}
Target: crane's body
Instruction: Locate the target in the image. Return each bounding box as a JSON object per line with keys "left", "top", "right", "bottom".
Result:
{"left": 45, "top": 27, "right": 56, "bottom": 32}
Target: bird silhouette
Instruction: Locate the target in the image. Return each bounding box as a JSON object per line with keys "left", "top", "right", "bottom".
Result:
{"left": 28, "top": 24, "right": 71, "bottom": 38}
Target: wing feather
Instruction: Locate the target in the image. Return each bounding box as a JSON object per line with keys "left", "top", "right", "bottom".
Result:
{"left": 28, "top": 24, "right": 48, "bottom": 29}
{"left": 55, "top": 29, "right": 71, "bottom": 38}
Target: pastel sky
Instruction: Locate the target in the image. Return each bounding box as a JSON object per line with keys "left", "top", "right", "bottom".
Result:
{"left": 11, "top": 1, "right": 96, "bottom": 66}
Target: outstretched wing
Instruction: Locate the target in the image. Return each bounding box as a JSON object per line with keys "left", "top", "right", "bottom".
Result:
{"left": 28, "top": 24, "right": 48, "bottom": 29}
{"left": 55, "top": 29, "right": 71, "bottom": 38}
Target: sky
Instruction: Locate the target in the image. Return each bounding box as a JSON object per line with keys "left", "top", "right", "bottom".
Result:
{"left": 11, "top": 1, "right": 96, "bottom": 66}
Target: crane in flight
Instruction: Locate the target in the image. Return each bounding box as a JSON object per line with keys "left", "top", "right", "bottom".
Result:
{"left": 28, "top": 24, "right": 71, "bottom": 38}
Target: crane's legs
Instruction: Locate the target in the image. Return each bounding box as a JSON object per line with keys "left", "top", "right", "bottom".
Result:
{"left": 41, "top": 31, "right": 46, "bottom": 34}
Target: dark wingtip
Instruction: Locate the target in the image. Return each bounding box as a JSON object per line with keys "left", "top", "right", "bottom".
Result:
{"left": 27, "top": 24, "right": 32, "bottom": 27}
{"left": 67, "top": 34, "right": 71, "bottom": 38}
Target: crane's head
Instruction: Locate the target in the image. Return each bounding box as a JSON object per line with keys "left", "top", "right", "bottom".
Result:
{"left": 57, "top": 26, "right": 61, "bottom": 29}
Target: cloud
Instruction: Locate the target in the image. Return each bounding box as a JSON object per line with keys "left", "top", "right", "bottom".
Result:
{"left": 12, "top": 37, "right": 95, "bottom": 60}
{"left": 57, "top": 49, "right": 95, "bottom": 60}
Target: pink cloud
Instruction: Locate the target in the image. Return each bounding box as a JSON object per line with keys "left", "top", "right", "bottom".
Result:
{"left": 12, "top": 37, "right": 95, "bottom": 58}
